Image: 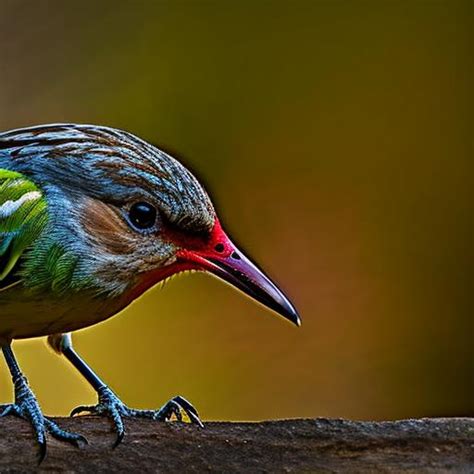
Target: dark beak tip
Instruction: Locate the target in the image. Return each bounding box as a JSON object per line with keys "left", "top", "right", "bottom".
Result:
{"left": 289, "top": 310, "right": 302, "bottom": 328}
{"left": 280, "top": 303, "right": 301, "bottom": 327}
{"left": 203, "top": 244, "right": 301, "bottom": 328}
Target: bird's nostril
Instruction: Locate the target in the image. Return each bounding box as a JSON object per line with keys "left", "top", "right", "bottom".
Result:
{"left": 231, "top": 251, "right": 241, "bottom": 260}
{"left": 214, "top": 243, "right": 225, "bottom": 253}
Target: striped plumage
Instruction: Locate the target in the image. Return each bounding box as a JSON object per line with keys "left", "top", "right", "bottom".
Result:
{"left": 0, "top": 170, "right": 47, "bottom": 287}
{"left": 0, "top": 123, "right": 299, "bottom": 458}
{"left": 0, "top": 124, "right": 218, "bottom": 341}
{"left": 0, "top": 124, "right": 215, "bottom": 227}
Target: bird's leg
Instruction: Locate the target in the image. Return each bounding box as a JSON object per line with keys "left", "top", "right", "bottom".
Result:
{"left": 0, "top": 343, "right": 87, "bottom": 462}
{"left": 48, "top": 333, "right": 203, "bottom": 447}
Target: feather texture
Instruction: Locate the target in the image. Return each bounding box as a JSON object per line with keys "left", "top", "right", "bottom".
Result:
{"left": 0, "top": 169, "right": 47, "bottom": 289}
{"left": 0, "top": 123, "right": 215, "bottom": 233}
{"left": 0, "top": 123, "right": 217, "bottom": 339}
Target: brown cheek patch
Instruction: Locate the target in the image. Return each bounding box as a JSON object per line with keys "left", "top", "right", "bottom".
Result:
{"left": 80, "top": 197, "right": 137, "bottom": 254}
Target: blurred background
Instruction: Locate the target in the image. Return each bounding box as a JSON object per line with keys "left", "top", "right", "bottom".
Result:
{"left": 0, "top": 0, "right": 471, "bottom": 421}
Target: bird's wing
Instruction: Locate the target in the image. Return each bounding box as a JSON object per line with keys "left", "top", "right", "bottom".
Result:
{"left": 0, "top": 169, "right": 47, "bottom": 291}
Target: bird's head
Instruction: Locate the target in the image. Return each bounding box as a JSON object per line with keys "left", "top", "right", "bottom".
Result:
{"left": 1, "top": 124, "right": 300, "bottom": 326}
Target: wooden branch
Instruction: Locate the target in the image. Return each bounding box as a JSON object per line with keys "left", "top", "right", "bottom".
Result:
{"left": 0, "top": 416, "right": 472, "bottom": 472}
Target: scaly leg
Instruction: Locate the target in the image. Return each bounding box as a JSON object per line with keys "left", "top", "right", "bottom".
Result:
{"left": 48, "top": 333, "right": 203, "bottom": 447}
{"left": 0, "top": 343, "right": 87, "bottom": 462}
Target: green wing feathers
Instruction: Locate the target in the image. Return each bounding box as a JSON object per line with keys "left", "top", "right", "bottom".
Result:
{"left": 0, "top": 169, "right": 48, "bottom": 288}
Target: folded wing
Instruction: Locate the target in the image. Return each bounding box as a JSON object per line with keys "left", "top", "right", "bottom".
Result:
{"left": 0, "top": 170, "right": 47, "bottom": 291}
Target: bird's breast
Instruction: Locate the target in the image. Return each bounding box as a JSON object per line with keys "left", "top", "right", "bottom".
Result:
{"left": 0, "top": 286, "right": 124, "bottom": 341}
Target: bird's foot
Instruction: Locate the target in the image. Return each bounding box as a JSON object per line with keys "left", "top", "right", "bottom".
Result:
{"left": 71, "top": 386, "right": 203, "bottom": 447}
{"left": 0, "top": 375, "right": 87, "bottom": 462}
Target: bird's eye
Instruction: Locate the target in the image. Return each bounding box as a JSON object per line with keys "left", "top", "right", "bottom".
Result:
{"left": 128, "top": 202, "right": 157, "bottom": 230}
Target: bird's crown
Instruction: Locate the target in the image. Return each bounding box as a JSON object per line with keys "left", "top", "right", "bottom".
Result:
{"left": 0, "top": 124, "right": 215, "bottom": 234}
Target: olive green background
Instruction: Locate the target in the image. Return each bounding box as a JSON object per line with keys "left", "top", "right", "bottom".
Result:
{"left": 0, "top": 0, "right": 472, "bottom": 421}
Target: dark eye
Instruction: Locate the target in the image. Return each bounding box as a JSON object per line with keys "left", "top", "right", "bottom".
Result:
{"left": 128, "top": 202, "right": 157, "bottom": 230}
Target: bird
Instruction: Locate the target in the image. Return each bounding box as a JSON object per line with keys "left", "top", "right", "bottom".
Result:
{"left": 0, "top": 123, "right": 300, "bottom": 461}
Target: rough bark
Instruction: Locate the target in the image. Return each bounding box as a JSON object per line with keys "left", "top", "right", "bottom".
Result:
{"left": 0, "top": 416, "right": 472, "bottom": 472}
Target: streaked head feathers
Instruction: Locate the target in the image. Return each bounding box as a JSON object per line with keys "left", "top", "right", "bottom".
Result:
{"left": 0, "top": 124, "right": 215, "bottom": 233}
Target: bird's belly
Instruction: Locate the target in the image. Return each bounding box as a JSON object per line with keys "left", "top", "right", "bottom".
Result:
{"left": 0, "top": 289, "right": 120, "bottom": 344}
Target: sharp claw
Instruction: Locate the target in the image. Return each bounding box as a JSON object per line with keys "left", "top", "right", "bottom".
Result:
{"left": 69, "top": 438, "right": 84, "bottom": 448}
{"left": 151, "top": 396, "right": 204, "bottom": 427}
{"left": 44, "top": 417, "right": 88, "bottom": 449}
{"left": 193, "top": 414, "right": 204, "bottom": 428}
{"left": 67, "top": 387, "right": 203, "bottom": 445}
{"left": 187, "top": 410, "right": 204, "bottom": 428}
{"left": 171, "top": 396, "right": 203, "bottom": 427}
{"left": 69, "top": 387, "right": 129, "bottom": 447}
{"left": 2, "top": 376, "right": 84, "bottom": 459}
{"left": 0, "top": 405, "right": 13, "bottom": 417}
{"left": 70, "top": 405, "right": 94, "bottom": 417}
{"left": 173, "top": 396, "right": 199, "bottom": 417}
{"left": 109, "top": 408, "right": 125, "bottom": 446}
{"left": 112, "top": 430, "right": 125, "bottom": 449}
{"left": 38, "top": 440, "right": 47, "bottom": 465}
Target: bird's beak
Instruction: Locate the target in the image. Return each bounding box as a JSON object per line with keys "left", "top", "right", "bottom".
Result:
{"left": 176, "top": 221, "right": 301, "bottom": 327}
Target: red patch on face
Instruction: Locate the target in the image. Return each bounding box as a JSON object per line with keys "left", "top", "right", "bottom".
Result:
{"left": 173, "top": 219, "right": 234, "bottom": 261}
{"left": 123, "top": 218, "right": 232, "bottom": 304}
